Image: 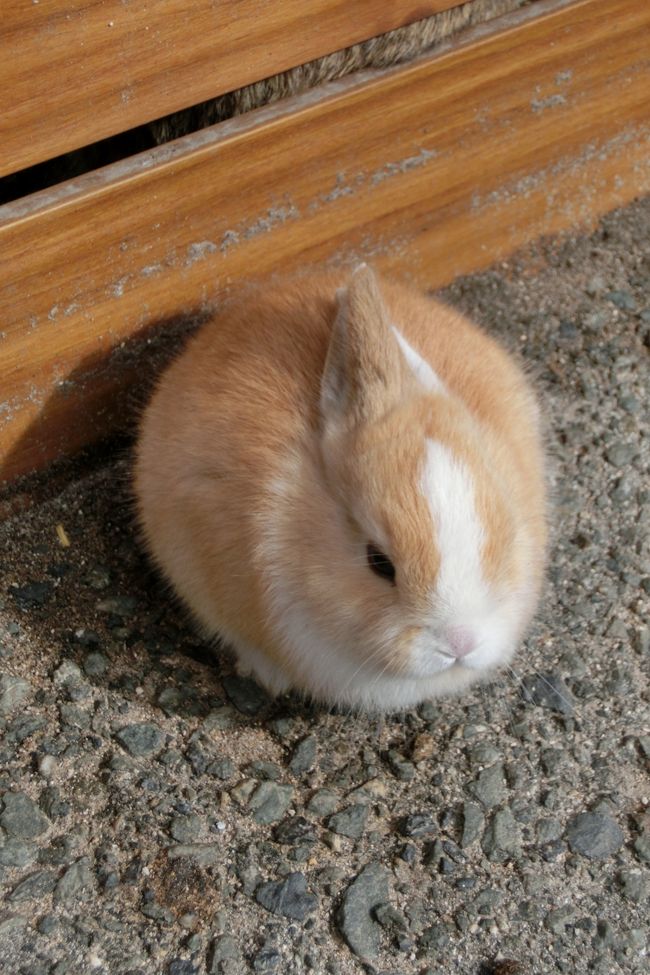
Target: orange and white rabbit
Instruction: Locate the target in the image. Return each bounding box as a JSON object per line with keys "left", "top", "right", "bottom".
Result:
{"left": 134, "top": 265, "right": 546, "bottom": 711}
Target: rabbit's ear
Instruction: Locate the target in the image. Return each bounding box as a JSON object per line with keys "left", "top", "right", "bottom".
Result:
{"left": 320, "top": 264, "right": 408, "bottom": 427}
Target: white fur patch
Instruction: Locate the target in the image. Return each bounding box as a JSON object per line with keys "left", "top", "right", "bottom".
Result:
{"left": 392, "top": 326, "right": 446, "bottom": 394}
{"left": 421, "top": 439, "right": 488, "bottom": 614}
{"left": 414, "top": 439, "right": 523, "bottom": 677}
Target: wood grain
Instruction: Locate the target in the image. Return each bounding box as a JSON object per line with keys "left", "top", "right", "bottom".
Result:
{"left": 1, "top": 0, "right": 649, "bottom": 483}
{"left": 1, "top": 0, "right": 460, "bottom": 175}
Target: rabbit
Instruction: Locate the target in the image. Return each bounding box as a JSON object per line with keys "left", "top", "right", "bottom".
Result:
{"left": 134, "top": 264, "right": 546, "bottom": 712}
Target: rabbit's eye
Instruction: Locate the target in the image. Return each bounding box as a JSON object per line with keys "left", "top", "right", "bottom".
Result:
{"left": 366, "top": 543, "right": 396, "bottom": 584}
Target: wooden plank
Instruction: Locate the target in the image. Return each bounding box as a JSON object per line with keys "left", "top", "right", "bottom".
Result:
{"left": 1, "top": 0, "right": 649, "bottom": 484}
{"left": 0, "top": 0, "right": 460, "bottom": 175}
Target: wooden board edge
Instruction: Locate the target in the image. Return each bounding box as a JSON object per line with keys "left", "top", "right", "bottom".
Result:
{"left": 1, "top": 0, "right": 466, "bottom": 176}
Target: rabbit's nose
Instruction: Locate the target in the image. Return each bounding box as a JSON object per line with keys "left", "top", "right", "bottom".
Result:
{"left": 446, "top": 625, "right": 476, "bottom": 659}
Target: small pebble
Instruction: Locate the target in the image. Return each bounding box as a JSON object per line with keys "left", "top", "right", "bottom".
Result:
{"left": 398, "top": 812, "right": 436, "bottom": 837}
{"left": 565, "top": 812, "right": 624, "bottom": 859}
{"left": 249, "top": 781, "right": 294, "bottom": 825}
{"left": 10, "top": 581, "right": 53, "bottom": 609}
{"left": 288, "top": 735, "right": 317, "bottom": 774}
{"left": 54, "top": 857, "right": 94, "bottom": 901}
{"left": 328, "top": 804, "right": 368, "bottom": 839}
{"left": 37, "top": 755, "right": 57, "bottom": 780}
{"left": 115, "top": 722, "right": 165, "bottom": 757}
{"left": 83, "top": 652, "right": 109, "bottom": 677}
{"left": 9, "top": 869, "right": 57, "bottom": 903}
{"left": 521, "top": 673, "right": 574, "bottom": 714}
{"left": 337, "top": 863, "right": 390, "bottom": 959}
{"left": 0, "top": 675, "right": 31, "bottom": 715}
{"left": 52, "top": 660, "right": 83, "bottom": 686}
{"left": 255, "top": 872, "right": 317, "bottom": 921}
{"left": 461, "top": 802, "right": 485, "bottom": 847}
{"left": 221, "top": 675, "right": 270, "bottom": 716}
{"left": 0, "top": 791, "right": 50, "bottom": 839}
{"left": 469, "top": 764, "right": 507, "bottom": 809}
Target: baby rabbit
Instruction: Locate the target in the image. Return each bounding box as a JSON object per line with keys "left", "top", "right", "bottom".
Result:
{"left": 134, "top": 265, "right": 546, "bottom": 711}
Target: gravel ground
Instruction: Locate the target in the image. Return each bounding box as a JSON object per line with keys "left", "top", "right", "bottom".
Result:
{"left": 0, "top": 197, "right": 649, "bottom": 975}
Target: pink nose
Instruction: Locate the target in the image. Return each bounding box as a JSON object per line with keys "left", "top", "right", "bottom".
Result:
{"left": 446, "top": 625, "right": 476, "bottom": 658}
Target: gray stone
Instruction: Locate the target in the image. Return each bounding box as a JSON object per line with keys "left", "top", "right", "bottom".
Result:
{"left": 6, "top": 714, "right": 46, "bottom": 744}
{"left": 540, "top": 748, "right": 566, "bottom": 776}
{"left": 0, "top": 839, "right": 37, "bottom": 867}
{"left": 72, "top": 626, "right": 102, "bottom": 645}
{"left": 583, "top": 309, "right": 610, "bottom": 332}
{"left": 337, "top": 862, "right": 390, "bottom": 959}
{"left": 202, "top": 707, "right": 237, "bottom": 730}
{"left": 374, "top": 902, "right": 408, "bottom": 935}
{"left": 168, "top": 962, "right": 198, "bottom": 975}
{"left": 8, "top": 869, "right": 57, "bottom": 902}
{"left": 521, "top": 673, "right": 574, "bottom": 714}
{"left": 386, "top": 749, "right": 416, "bottom": 782}
{"left": 59, "top": 703, "right": 91, "bottom": 729}
{"left": 618, "top": 869, "right": 647, "bottom": 902}
{"left": 545, "top": 905, "right": 577, "bottom": 933}
{"left": 460, "top": 802, "right": 485, "bottom": 847}
{"left": 607, "top": 289, "right": 636, "bottom": 310}
{"left": 54, "top": 857, "right": 94, "bottom": 901}
{"left": 248, "top": 760, "right": 282, "bottom": 781}
{"left": 594, "top": 919, "right": 616, "bottom": 946}
{"left": 273, "top": 816, "right": 317, "bottom": 845}
{"left": 52, "top": 660, "right": 83, "bottom": 685}
{"left": 605, "top": 443, "right": 637, "bottom": 467}
{"left": 288, "top": 735, "right": 317, "bottom": 774}
{"left": 536, "top": 817, "right": 563, "bottom": 844}
{"left": 115, "top": 722, "right": 165, "bottom": 757}
{"left": 83, "top": 652, "right": 109, "bottom": 677}
{"left": 586, "top": 274, "right": 606, "bottom": 296}
{"left": 170, "top": 815, "right": 203, "bottom": 843}
{"left": 249, "top": 781, "right": 293, "bottom": 825}
{"left": 566, "top": 812, "right": 624, "bottom": 859}
{"left": 206, "top": 756, "right": 236, "bottom": 780}
{"left": 255, "top": 872, "right": 317, "bottom": 920}
{"left": 10, "top": 581, "right": 53, "bottom": 609}
{"left": 328, "top": 804, "right": 368, "bottom": 839}
{"left": 0, "top": 913, "right": 28, "bottom": 940}
{"left": 483, "top": 807, "right": 521, "bottom": 856}
{"left": 419, "top": 922, "right": 454, "bottom": 950}
{"left": 38, "top": 755, "right": 58, "bottom": 781}
{"left": 467, "top": 743, "right": 502, "bottom": 766}
{"left": 633, "top": 833, "right": 650, "bottom": 863}
{"left": 251, "top": 947, "right": 281, "bottom": 973}
{"left": 230, "top": 779, "right": 257, "bottom": 806}
{"left": 39, "top": 786, "right": 70, "bottom": 820}
{"left": 209, "top": 934, "right": 243, "bottom": 973}
{"left": 474, "top": 888, "right": 503, "bottom": 913}
{"left": 96, "top": 595, "right": 138, "bottom": 617}
{"left": 168, "top": 961, "right": 198, "bottom": 975}
{"left": 398, "top": 812, "right": 436, "bottom": 837}
{"left": 158, "top": 687, "right": 183, "bottom": 713}
{"left": 0, "top": 675, "right": 31, "bottom": 715}
{"left": 307, "top": 789, "right": 340, "bottom": 817}
{"left": 0, "top": 791, "right": 49, "bottom": 839}
{"left": 222, "top": 675, "right": 270, "bottom": 716}
{"left": 37, "top": 914, "right": 57, "bottom": 935}
{"left": 469, "top": 764, "right": 507, "bottom": 808}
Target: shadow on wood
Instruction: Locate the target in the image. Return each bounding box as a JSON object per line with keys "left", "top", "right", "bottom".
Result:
{"left": 0, "top": 311, "right": 208, "bottom": 490}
